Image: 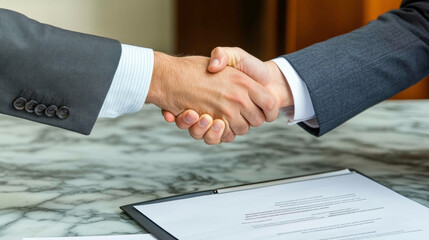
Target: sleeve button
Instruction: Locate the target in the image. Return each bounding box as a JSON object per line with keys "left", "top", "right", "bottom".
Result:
{"left": 13, "top": 97, "right": 27, "bottom": 110}
{"left": 25, "top": 100, "right": 38, "bottom": 113}
{"left": 34, "top": 104, "right": 47, "bottom": 116}
{"left": 45, "top": 105, "right": 58, "bottom": 117}
{"left": 57, "top": 106, "right": 70, "bottom": 120}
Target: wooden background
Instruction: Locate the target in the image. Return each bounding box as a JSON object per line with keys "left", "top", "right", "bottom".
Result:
{"left": 176, "top": 0, "right": 428, "bottom": 99}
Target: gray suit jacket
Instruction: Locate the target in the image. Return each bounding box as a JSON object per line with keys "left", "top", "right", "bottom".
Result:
{"left": 283, "top": 0, "right": 429, "bottom": 137}
{"left": 0, "top": 9, "right": 121, "bottom": 135}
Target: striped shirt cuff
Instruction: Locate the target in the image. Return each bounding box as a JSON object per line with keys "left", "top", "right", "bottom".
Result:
{"left": 99, "top": 44, "right": 154, "bottom": 118}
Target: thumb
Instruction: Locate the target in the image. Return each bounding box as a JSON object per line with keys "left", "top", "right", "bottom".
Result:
{"left": 208, "top": 47, "right": 270, "bottom": 86}
{"left": 208, "top": 47, "right": 229, "bottom": 73}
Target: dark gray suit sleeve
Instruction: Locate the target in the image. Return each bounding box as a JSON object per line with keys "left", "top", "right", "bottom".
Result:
{"left": 282, "top": 0, "right": 429, "bottom": 137}
{"left": 0, "top": 9, "right": 121, "bottom": 135}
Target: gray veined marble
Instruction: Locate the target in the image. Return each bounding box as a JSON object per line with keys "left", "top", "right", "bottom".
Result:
{"left": 0, "top": 100, "right": 428, "bottom": 240}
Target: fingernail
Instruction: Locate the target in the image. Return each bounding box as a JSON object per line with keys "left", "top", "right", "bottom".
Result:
{"left": 199, "top": 117, "right": 209, "bottom": 127}
{"left": 184, "top": 112, "right": 196, "bottom": 124}
{"left": 212, "top": 122, "right": 222, "bottom": 131}
{"left": 209, "top": 58, "right": 220, "bottom": 68}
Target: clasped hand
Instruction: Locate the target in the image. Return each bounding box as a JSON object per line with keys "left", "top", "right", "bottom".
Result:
{"left": 146, "top": 47, "right": 293, "bottom": 145}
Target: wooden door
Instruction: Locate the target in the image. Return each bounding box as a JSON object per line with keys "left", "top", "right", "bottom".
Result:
{"left": 283, "top": 0, "right": 428, "bottom": 99}
{"left": 176, "top": 0, "right": 429, "bottom": 99}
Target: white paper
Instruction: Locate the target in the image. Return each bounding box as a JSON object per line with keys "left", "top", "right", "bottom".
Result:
{"left": 23, "top": 234, "right": 156, "bottom": 240}
{"left": 136, "top": 172, "right": 429, "bottom": 240}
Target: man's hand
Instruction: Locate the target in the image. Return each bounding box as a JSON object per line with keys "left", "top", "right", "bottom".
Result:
{"left": 208, "top": 47, "right": 292, "bottom": 108}
{"left": 148, "top": 51, "right": 278, "bottom": 143}
{"left": 162, "top": 47, "right": 293, "bottom": 145}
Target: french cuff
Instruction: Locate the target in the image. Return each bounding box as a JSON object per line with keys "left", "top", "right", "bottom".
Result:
{"left": 99, "top": 44, "right": 154, "bottom": 118}
{"left": 271, "top": 57, "right": 319, "bottom": 128}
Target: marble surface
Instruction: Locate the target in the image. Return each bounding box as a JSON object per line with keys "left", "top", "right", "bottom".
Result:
{"left": 0, "top": 101, "right": 428, "bottom": 240}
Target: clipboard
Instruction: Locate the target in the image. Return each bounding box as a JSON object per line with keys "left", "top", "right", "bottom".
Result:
{"left": 120, "top": 169, "right": 357, "bottom": 240}
{"left": 120, "top": 168, "right": 429, "bottom": 240}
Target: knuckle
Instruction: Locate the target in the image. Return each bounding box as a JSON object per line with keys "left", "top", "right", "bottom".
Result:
{"left": 233, "top": 124, "right": 249, "bottom": 136}
{"left": 176, "top": 120, "right": 188, "bottom": 130}
{"left": 189, "top": 130, "right": 203, "bottom": 140}
{"left": 221, "top": 102, "right": 238, "bottom": 118}
{"left": 221, "top": 129, "right": 235, "bottom": 143}
{"left": 269, "top": 110, "right": 280, "bottom": 122}
{"left": 227, "top": 91, "right": 241, "bottom": 102}
{"left": 222, "top": 135, "right": 234, "bottom": 143}
{"left": 235, "top": 97, "right": 248, "bottom": 109}
{"left": 235, "top": 75, "right": 248, "bottom": 86}
{"left": 211, "top": 47, "right": 220, "bottom": 56}
{"left": 252, "top": 115, "right": 264, "bottom": 127}
{"left": 222, "top": 108, "right": 234, "bottom": 119}
{"left": 233, "top": 47, "right": 243, "bottom": 52}
{"left": 204, "top": 136, "right": 220, "bottom": 145}
{"left": 203, "top": 132, "right": 215, "bottom": 141}
{"left": 265, "top": 96, "right": 277, "bottom": 111}
{"left": 228, "top": 91, "right": 247, "bottom": 108}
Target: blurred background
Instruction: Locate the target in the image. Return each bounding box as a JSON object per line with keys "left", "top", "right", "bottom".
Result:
{"left": 1, "top": 0, "right": 427, "bottom": 99}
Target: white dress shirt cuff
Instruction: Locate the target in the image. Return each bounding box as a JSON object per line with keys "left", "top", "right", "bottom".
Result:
{"left": 99, "top": 44, "right": 154, "bottom": 118}
{"left": 271, "top": 57, "right": 318, "bottom": 128}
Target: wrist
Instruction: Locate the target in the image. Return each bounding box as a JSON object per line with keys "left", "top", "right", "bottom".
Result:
{"left": 266, "top": 61, "right": 294, "bottom": 108}
{"left": 147, "top": 51, "right": 170, "bottom": 106}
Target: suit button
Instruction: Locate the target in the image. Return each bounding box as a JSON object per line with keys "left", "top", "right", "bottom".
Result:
{"left": 13, "top": 97, "right": 27, "bottom": 110}
{"left": 45, "top": 105, "right": 58, "bottom": 117}
{"left": 25, "top": 100, "right": 38, "bottom": 113}
{"left": 57, "top": 106, "right": 70, "bottom": 120}
{"left": 34, "top": 104, "right": 47, "bottom": 116}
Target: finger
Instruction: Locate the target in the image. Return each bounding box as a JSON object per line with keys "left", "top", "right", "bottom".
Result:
{"left": 229, "top": 47, "right": 270, "bottom": 86}
{"left": 221, "top": 120, "right": 236, "bottom": 143}
{"left": 239, "top": 97, "right": 265, "bottom": 127}
{"left": 208, "top": 47, "right": 229, "bottom": 73}
{"left": 228, "top": 115, "right": 250, "bottom": 136}
{"left": 189, "top": 114, "right": 213, "bottom": 140}
{"left": 247, "top": 81, "right": 279, "bottom": 122}
{"left": 162, "top": 110, "right": 176, "bottom": 123}
{"left": 175, "top": 110, "right": 199, "bottom": 129}
{"left": 203, "top": 119, "right": 225, "bottom": 145}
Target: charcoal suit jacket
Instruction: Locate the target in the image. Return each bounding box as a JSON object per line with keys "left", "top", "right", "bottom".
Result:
{"left": 282, "top": 0, "right": 429, "bottom": 136}
{"left": 0, "top": 8, "right": 121, "bottom": 135}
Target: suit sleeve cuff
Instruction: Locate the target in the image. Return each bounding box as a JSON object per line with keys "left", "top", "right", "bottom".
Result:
{"left": 99, "top": 44, "right": 154, "bottom": 118}
{"left": 271, "top": 57, "right": 318, "bottom": 128}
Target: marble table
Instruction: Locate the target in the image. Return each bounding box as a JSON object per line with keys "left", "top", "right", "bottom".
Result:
{"left": 0, "top": 101, "right": 428, "bottom": 239}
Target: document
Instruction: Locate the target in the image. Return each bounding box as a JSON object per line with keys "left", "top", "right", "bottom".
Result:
{"left": 135, "top": 172, "right": 429, "bottom": 240}
{"left": 24, "top": 234, "right": 156, "bottom": 240}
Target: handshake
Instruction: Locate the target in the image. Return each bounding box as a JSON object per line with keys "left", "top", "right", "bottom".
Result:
{"left": 146, "top": 47, "right": 293, "bottom": 145}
